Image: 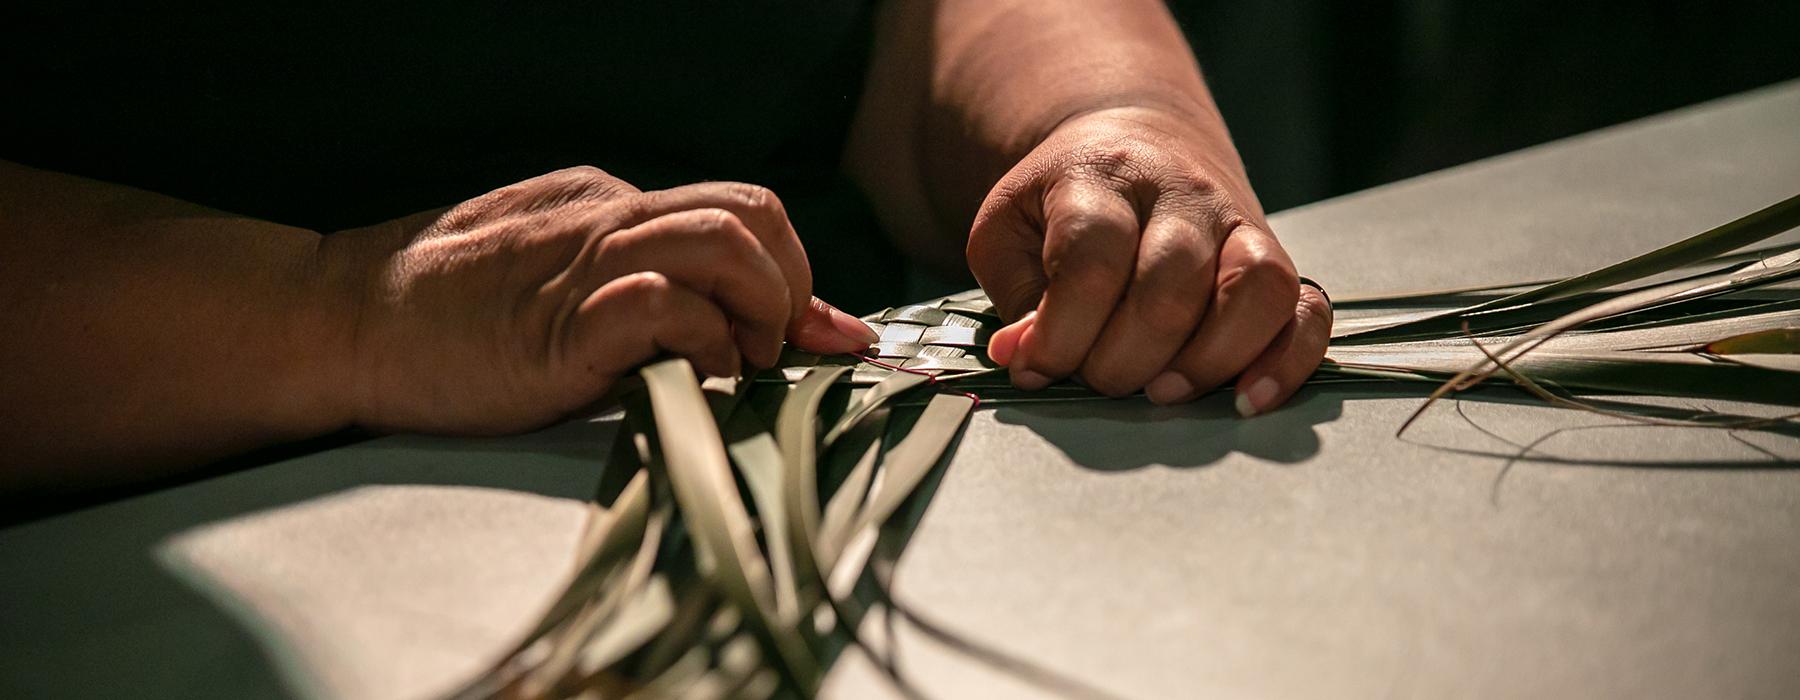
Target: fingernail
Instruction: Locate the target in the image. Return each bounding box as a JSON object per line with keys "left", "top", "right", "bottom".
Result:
{"left": 824, "top": 303, "right": 880, "bottom": 344}
{"left": 1145, "top": 371, "right": 1194, "bottom": 405}
{"left": 1012, "top": 369, "right": 1052, "bottom": 391}
{"left": 1236, "top": 377, "right": 1279, "bottom": 417}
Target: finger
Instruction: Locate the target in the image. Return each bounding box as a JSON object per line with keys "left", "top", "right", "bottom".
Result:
{"left": 967, "top": 202, "right": 1050, "bottom": 323}
{"left": 1008, "top": 178, "right": 1139, "bottom": 390}
{"left": 1144, "top": 223, "right": 1299, "bottom": 405}
{"left": 620, "top": 182, "right": 824, "bottom": 339}
{"left": 1076, "top": 206, "right": 1219, "bottom": 396}
{"left": 786, "top": 297, "right": 879, "bottom": 355}
{"left": 967, "top": 206, "right": 1046, "bottom": 369}
{"left": 1231, "top": 283, "right": 1332, "bottom": 417}
{"left": 582, "top": 208, "right": 792, "bottom": 367}
{"left": 562, "top": 271, "right": 740, "bottom": 393}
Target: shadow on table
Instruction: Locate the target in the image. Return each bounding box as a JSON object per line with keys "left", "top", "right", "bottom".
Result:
{"left": 990, "top": 384, "right": 1350, "bottom": 470}
{"left": 1407, "top": 392, "right": 1800, "bottom": 505}
{"left": 1391, "top": 389, "right": 1800, "bottom": 465}
{"left": 0, "top": 417, "right": 618, "bottom": 700}
{"left": 843, "top": 382, "right": 1800, "bottom": 698}
{"left": 995, "top": 382, "right": 1800, "bottom": 474}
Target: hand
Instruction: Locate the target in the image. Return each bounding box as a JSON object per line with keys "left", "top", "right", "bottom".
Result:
{"left": 969, "top": 106, "right": 1332, "bottom": 414}
{"left": 319, "top": 166, "right": 878, "bottom": 434}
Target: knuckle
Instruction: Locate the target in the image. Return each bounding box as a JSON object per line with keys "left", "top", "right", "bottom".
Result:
{"left": 1132, "top": 282, "right": 1203, "bottom": 338}
{"left": 1046, "top": 223, "right": 1134, "bottom": 283}
{"left": 1152, "top": 190, "right": 1215, "bottom": 223}
{"left": 479, "top": 183, "right": 532, "bottom": 210}
{"left": 1068, "top": 139, "right": 1166, "bottom": 187}
{"left": 1247, "top": 252, "right": 1297, "bottom": 286}
{"left": 1077, "top": 147, "right": 1134, "bottom": 173}
{"left": 966, "top": 204, "right": 1014, "bottom": 252}
{"left": 726, "top": 182, "right": 784, "bottom": 217}
{"left": 687, "top": 209, "right": 760, "bottom": 262}
{"left": 542, "top": 165, "right": 601, "bottom": 191}
{"left": 559, "top": 165, "right": 627, "bottom": 197}
{"left": 1057, "top": 207, "right": 1125, "bottom": 239}
{"left": 1296, "top": 285, "right": 1333, "bottom": 325}
{"left": 689, "top": 207, "right": 746, "bottom": 235}
{"left": 554, "top": 164, "right": 608, "bottom": 180}
{"left": 973, "top": 166, "right": 1042, "bottom": 230}
{"left": 1163, "top": 171, "right": 1227, "bottom": 208}
{"left": 1070, "top": 142, "right": 1139, "bottom": 177}
{"left": 617, "top": 270, "right": 672, "bottom": 305}
{"left": 512, "top": 166, "right": 627, "bottom": 215}
{"left": 1236, "top": 249, "right": 1299, "bottom": 299}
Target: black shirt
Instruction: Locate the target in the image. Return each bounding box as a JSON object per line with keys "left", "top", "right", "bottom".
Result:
{"left": 1, "top": 3, "right": 875, "bottom": 232}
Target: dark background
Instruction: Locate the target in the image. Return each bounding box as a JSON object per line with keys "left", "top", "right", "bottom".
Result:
{"left": 1170, "top": 1, "right": 1800, "bottom": 213}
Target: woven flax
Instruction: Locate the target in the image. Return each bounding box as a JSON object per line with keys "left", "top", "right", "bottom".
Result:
{"left": 770, "top": 288, "right": 1002, "bottom": 384}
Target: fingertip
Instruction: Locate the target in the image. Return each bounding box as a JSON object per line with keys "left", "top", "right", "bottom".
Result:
{"left": 786, "top": 298, "right": 876, "bottom": 355}
{"left": 1233, "top": 375, "right": 1281, "bottom": 417}
{"left": 1229, "top": 284, "right": 1332, "bottom": 417}
{"left": 987, "top": 311, "right": 1035, "bottom": 366}
{"left": 1007, "top": 312, "right": 1057, "bottom": 389}
{"left": 1144, "top": 370, "right": 1195, "bottom": 405}
{"left": 1238, "top": 376, "right": 1281, "bottom": 413}
{"left": 820, "top": 298, "right": 880, "bottom": 344}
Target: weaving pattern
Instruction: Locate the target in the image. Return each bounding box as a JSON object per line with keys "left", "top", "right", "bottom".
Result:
{"left": 770, "top": 288, "right": 1003, "bottom": 384}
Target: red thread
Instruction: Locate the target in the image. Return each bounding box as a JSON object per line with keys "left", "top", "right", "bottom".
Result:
{"left": 851, "top": 353, "right": 983, "bottom": 408}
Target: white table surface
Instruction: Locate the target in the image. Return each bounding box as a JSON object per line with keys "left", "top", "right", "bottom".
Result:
{"left": 4, "top": 80, "right": 1798, "bottom": 700}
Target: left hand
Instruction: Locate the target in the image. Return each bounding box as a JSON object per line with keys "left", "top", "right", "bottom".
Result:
{"left": 969, "top": 106, "right": 1332, "bottom": 415}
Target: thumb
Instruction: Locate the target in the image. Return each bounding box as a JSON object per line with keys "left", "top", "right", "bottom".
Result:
{"left": 786, "top": 297, "right": 879, "bottom": 355}
{"left": 986, "top": 310, "right": 1035, "bottom": 366}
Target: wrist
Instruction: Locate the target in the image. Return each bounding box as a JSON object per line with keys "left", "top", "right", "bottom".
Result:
{"left": 1004, "top": 87, "right": 1214, "bottom": 148}
{"left": 1038, "top": 100, "right": 1227, "bottom": 153}
{"left": 307, "top": 223, "right": 405, "bottom": 432}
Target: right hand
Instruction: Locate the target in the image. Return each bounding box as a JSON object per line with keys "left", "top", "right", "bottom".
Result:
{"left": 319, "top": 166, "right": 878, "bottom": 434}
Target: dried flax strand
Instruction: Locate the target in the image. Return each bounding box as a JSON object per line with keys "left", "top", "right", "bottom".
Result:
{"left": 462, "top": 193, "right": 1800, "bottom": 699}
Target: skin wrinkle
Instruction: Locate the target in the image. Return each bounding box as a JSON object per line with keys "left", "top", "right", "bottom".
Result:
{"left": 547, "top": 242, "right": 602, "bottom": 383}
{"left": 1070, "top": 106, "right": 1263, "bottom": 221}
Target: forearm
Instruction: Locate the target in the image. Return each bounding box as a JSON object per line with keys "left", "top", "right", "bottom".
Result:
{"left": 847, "top": 0, "right": 1248, "bottom": 266}
{"left": 0, "top": 161, "right": 354, "bottom": 494}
